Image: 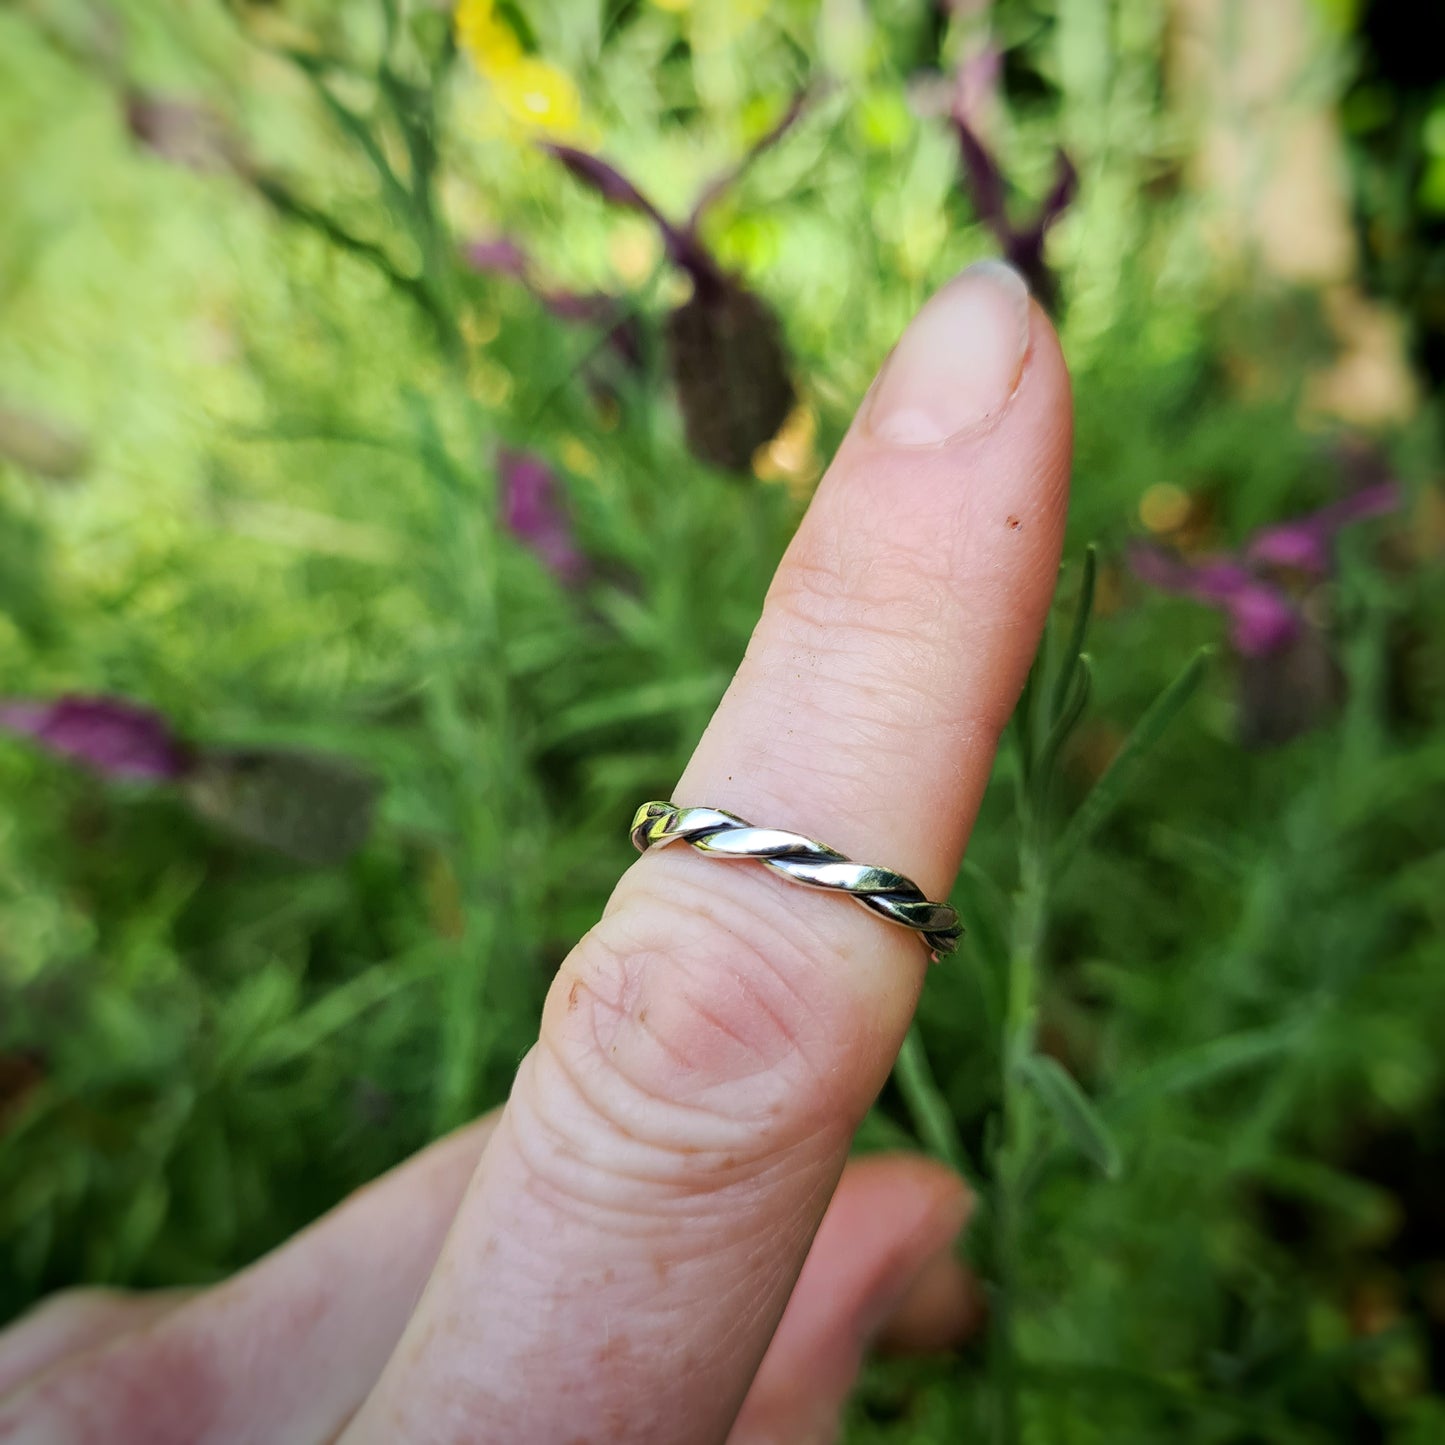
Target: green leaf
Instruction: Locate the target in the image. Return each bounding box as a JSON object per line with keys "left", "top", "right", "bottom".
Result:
{"left": 1036, "top": 653, "right": 1093, "bottom": 792}
{"left": 1049, "top": 544, "right": 1097, "bottom": 724}
{"left": 1012, "top": 648, "right": 1040, "bottom": 792}
{"left": 1016, "top": 1052, "right": 1122, "bottom": 1178}
{"left": 250, "top": 965, "right": 419, "bottom": 1071}
{"left": 1251, "top": 1156, "right": 1399, "bottom": 1237}
{"left": 107, "top": 1175, "right": 170, "bottom": 1278}
{"left": 533, "top": 672, "right": 730, "bottom": 749}
{"left": 1110, "top": 1022, "right": 1301, "bottom": 1113}
{"left": 893, "top": 1026, "right": 978, "bottom": 1186}
{"left": 1052, "top": 647, "right": 1212, "bottom": 878}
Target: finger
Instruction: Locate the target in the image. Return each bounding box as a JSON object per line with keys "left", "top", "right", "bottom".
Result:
{"left": 0, "top": 1111, "right": 499, "bottom": 1443}
{"left": 0, "top": 1290, "right": 192, "bottom": 1398}
{"left": 348, "top": 259, "right": 1071, "bottom": 1444}
{"left": 727, "top": 1153, "right": 982, "bottom": 1445}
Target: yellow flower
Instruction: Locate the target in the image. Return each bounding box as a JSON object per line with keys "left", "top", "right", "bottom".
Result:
{"left": 454, "top": 0, "right": 585, "bottom": 140}
{"left": 560, "top": 436, "right": 599, "bottom": 478}
{"left": 455, "top": 0, "right": 520, "bottom": 72}
{"left": 493, "top": 56, "right": 583, "bottom": 137}
{"left": 752, "top": 402, "right": 820, "bottom": 493}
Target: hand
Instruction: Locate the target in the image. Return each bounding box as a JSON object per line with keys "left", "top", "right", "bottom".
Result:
{"left": 0, "top": 259, "right": 1072, "bottom": 1445}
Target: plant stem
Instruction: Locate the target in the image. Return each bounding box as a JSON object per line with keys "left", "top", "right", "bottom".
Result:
{"left": 992, "top": 835, "right": 1049, "bottom": 1445}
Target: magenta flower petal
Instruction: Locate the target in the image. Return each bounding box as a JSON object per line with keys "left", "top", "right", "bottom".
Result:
{"left": 0, "top": 696, "right": 192, "bottom": 780}
{"left": 0, "top": 703, "right": 47, "bottom": 735}
{"left": 1187, "top": 557, "right": 1258, "bottom": 603}
{"left": 539, "top": 290, "right": 611, "bottom": 324}
{"left": 498, "top": 449, "right": 586, "bottom": 585}
{"left": 953, "top": 116, "right": 1008, "bottom": 237}
{"left": 1128, "top": 543, "right": 1300, "bottom": 657}
{"left": 952, "top": 118, "right": 1076, "bottom": 312}
{"left": 1246, "top": 481, "right": 1403, "bottom": 575}
{"left": 1127, "top": 543, "right": 1251, "bottom": 603}
{"left": 543, "top": 129, "right": 802, "bottom": 466}
{"left": 543, "top": 144, "right": 663, "bottom": 214}
{"left": 1223, "top": 581, "right": 1304, "bottom": 657}
{"left": 951, "top": 46, "right": 1002, "bottom": 132}
{"left": 1040, "top": 151, "right": 1081, "bottom": 230}
{"left": 543, "top": 143, "right": 725, "bottom": 293}
{"left": 462, "top": 236, "right": 532, "bottom": 279}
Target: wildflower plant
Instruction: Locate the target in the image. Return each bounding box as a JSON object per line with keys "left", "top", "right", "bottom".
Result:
{"left": 0, "top": 697, "right": 377, "bottom": 864}
{"left": 542, "top": 123, "right": 804, "bottom": 471}
{"left": 1, "top": 3, "right": 1443, "bottom": 1441}
{"left": 1129, "top": 468, "right": 1401, "bottom": 743}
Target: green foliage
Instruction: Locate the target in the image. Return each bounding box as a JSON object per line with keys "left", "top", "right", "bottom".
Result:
{"left": 2, "top": 1, "right": 1444, "bottom": 1441}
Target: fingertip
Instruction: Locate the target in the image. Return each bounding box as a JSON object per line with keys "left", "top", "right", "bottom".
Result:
{"left": 728, "top": 1152, "right": 981, "bottom": 1444}
{"left": 847, "top": 263, "right": 1072, "bottom": 470}
{"left": 873, "top": 1245, "right": 986, "bottom": 1355}
{"left": 863, "top": 260, "right": 1034, "bottom": 448}
{"left": 819, "top": 1153, "right": 974, "bottom": 1343}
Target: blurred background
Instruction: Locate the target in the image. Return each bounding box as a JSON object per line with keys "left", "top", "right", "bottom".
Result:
{"left": 2, "top": 0, "right": 1443, "bottom": 1438}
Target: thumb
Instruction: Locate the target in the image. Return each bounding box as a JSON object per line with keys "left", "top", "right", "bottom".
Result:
{"left": 346, "top": 259, "right": 1071, "bottom": 1444}
{"left": 727, "top": 1153, "right": 981, "bottom": 1445}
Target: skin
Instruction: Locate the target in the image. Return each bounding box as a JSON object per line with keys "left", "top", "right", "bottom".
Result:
{"left": 0, "top": 266, "right": 1072, "bottom": 1444}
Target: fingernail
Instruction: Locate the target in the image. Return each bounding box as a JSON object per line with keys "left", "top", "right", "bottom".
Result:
{"left": 864, "top": 260, "right": 1032, "bottom": 447}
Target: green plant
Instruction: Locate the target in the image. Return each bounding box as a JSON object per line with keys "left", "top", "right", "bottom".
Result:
{"left": 2, "top": 2, "right": 1443, "bottom": 1439}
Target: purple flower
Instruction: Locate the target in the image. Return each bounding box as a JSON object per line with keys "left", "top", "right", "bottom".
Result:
{"left": 1245, "top": 482, "right": 1401, "bottom": 575}
{"left": 498, "top": 449, "right": 586, "bottom": 584}
{"left": 1126, "top": 547, "right": 1302, "bottom": 657}
{"left": 952, "top": 116, "right": 1077, "bottom": 314}
{"left": 0, "top": 696, "right": 193, "bottom": 781}
{"left": 1129, "top": 479, "right": 1403, "bottom": 658}
{"left": 539, "top": 147, "right": 727, "bottom": 303}
{"left": 538, "top": 95, "right": 811, "bottom": 471}
{"left": 1129, "top": 468, "right": 1403, "bottom": 745}
{"left": 461, "top": 237, "right": 531, "bottom": 279}
{"left": 1, "top": 695, "right": 379, "bottom": 860}
{"left": 952, "top": 46, "right": 1003, "bottom": 134}
{"left": 541, "top": 90, "right": 812, "bottom": 301}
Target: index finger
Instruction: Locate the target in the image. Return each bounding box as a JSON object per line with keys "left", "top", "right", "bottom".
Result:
{"left": 345, "top": 260, "right": 1072, "bottom": 1444}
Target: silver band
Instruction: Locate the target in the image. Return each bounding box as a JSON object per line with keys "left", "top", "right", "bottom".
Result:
{"left": 630, "top": 801, "right": 962, "bottom": 961}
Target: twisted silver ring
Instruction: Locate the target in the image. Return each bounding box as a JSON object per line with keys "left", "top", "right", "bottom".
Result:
{"left": 630, "top": 802, "right": 962, "bottom": 961}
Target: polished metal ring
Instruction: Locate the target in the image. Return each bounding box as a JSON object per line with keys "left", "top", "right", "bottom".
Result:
{"left": 630, "top": 801, "right": 962, "bottom": 961}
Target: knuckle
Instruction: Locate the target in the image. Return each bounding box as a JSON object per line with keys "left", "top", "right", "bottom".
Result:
{"left": 530, "top": 858, "right": 855, "bottom": 1190}
{"left": 0, "top": 1322, "right": 222, "bottom": 1445}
